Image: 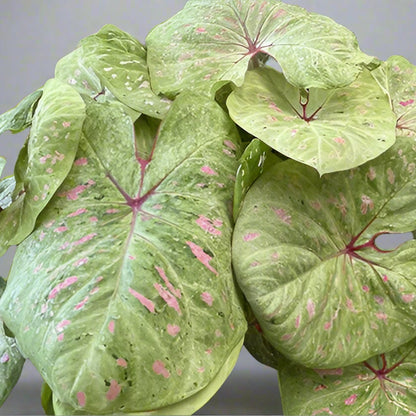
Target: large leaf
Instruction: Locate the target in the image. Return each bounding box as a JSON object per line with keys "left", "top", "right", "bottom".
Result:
{"left": 0, "top": 79, "right": 86, "bottom": 256}
{"left": 227, "top": 66, "right": 396, "bottom": 175}
{"left": 146, "top": 0, "right": 376, "bottom": 97}
{"left": 77, "top": 24, "right": 171, "bottom": 119}
{"left": 0, "top": 278, "right": 25, "bottom": 407}
{"left": 233, "top": 134, "right": 416, "bottom": 369}
{"left": 0, "top": 89, "right": 42, "bottom": 135}
{"left": 278, "top": 339, "right": 416, "bottom": 415}
{"left": 372, "top": 55, "right": 416, "bottom": 135}
{"left": 0, "top": 93, "right": 246, "bottom": 414}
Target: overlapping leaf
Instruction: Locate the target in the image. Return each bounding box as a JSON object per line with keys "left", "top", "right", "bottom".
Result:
{"left": 0, "top": 89, "right": 42, "bottom": 135}
{"left": 0, "top": 79, "right": 85, "bottom": 256}
{"left": 233, "top": 134, "right": 416, "bottom": 369}
{"left": 278, "top": 339, "right": 416, "bottom": 415}
{"left": 227, "top": 66, "right": 396, "bottom": 175}
{"left": 66, "top": 24, "right": 171, "bottom": 119}
{"left": 146, "top": 0, "right": 376, "bottom": 97}
{"left": 372, "top": 55, "right": 416, "bottom": 135}
{"left": 0, "top": 158, "right": 15, "bottom": 210}
{"left": 0, "top": 278, "right": 25, "bottom": 407}
{"left": 0, "top": 93, "right": 246, "bottom": 414}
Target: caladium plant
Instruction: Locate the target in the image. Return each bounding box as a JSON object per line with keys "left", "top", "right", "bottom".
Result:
{"left": 0, "top": 0, "right": 415, "bottom": 415}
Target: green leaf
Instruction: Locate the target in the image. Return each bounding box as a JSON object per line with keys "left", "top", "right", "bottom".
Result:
{"left": 233, "top": 134, "right": 416, "bottom": 369}
{"left": 372, "top": 55, "right": 416, "bottom": 135}
{"left": 278, "top": 339, "right": 416, "bottom": 415}
{"left": 0, "top": 278, "right": 25, "bottom": 407}
{"left": 0, "top": 93, "right": 246, "bottom": 414}
{"left": 41, "top": 382, "right": 55, "bottom": 415}
{"left": 146, "top": 0, "right": 376, "bottom": 97}
{"left": 0, "top": 157, "right": 16, "bottom": 211}
{"left": 78, "top": 24, "right": 171, "bottom": 119}
{"left": 227, "top": 66, "right": 396, "bottom": 175}
{"left": 0, "top": 90, "right": 42, "bottom": 135}
{"left": 0, "top": 78, "right": 86, "bottom": 256}
{"left": 233, "top": 139, "right": 273, "bottom": 221}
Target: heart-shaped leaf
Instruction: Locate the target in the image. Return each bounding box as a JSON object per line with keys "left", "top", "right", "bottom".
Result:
{"left": 233, "top": 134, "right": 416, "bottom": 369}
{"left": 278, "top": 339, "right": 416, "bottom": 415}
{"left": 227, "top": 66, "right": 396, "bottom": 175}
{"left": 0, "top": 79, "right": 86, "bottom": 256}
{"left": 0, "top": 278, "right": 25, "bottom": 407}
{"left": 146, "top": 0, "right": 376, "bottom": 97}
{"left": 372, "top": 55, "right": 416, "bottom": 135}
{"left": 0, "top": 93, "right": 246, "bottom": 414}
{"left": 77, "top": 24, "right": 171, "bottom": 119}
{"left": 0, "top": 89, "right": 42, "bottom": 135}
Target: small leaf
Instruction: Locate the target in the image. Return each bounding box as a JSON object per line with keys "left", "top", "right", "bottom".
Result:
{"left": 278, "top": 339, "right": 416, "bottom": 415}
{"left": 0, "top": 93, "right": 246, "bottom": 414}
{"left": 233, "top": 139, "right": 273, "bottom": 221}
{"left": 78, "top": 24, "right": 171, "bottom": 119}
{"left": 41, "top": 382, "right": 55, "bottom": 415}
{"left": 0, "top": 78, "right": 86, "bottom": 256}
{"left": 233, "top": 134, "right": 416, "bottom": 368}
{"left": 0, "top": 90, "right": 42, "bottom": 134}
{"left": 372, "top": 55, "right": 416, "bottom": 135}
{"left": 146, "top": 0, "right": 376, "bottom": 97}
{"left": 227, "top": 66, "right": 396, "bottom": 175}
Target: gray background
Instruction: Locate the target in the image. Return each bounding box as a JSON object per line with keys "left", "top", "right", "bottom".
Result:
{"left": 0, "top": 0, "right": 415, "bottom": 414}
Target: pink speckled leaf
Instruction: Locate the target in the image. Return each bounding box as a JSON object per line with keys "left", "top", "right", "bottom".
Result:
{"left": 372, "top": 55, "right": 416, "bottom": 135}
{"left": 233, "top": 134, "right": 416, "bottom": 369}
{"left": 0, "top": 278, "right": 25, "bottom": 407}
{"left": 0, "top": 78, "right": 86, "bottom": 256}
{"left": 278, "top": 339, "right": 416, "bottom": 415}
{"left": 146, "top": 0, "right": 377, "bottom": 97}
{"left": 0, "top": 93, "right": 246, "bottom": 414}
{"left": 227, "top": 66, "right": 396, "bottom": 175}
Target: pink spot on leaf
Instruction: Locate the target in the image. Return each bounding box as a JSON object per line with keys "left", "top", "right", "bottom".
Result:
{"left": 333, "top": 137, "right": 345, "bottom": 144}
{"left": 375, "top": 312, "right": 388, "bottom": 323}
{"left": 362, "top": 285, "right": 370, "bottom": 292}
{"left": 106, "top": 380, "right": 121, "bottom": 401}
{"left": 243, "top": 232, "right": 259, "bottom": 242}
{"left": 196, "top": 27, "right": 207, "bottom": 33}
{"left": 106, "top": 208, "right": 119, "bottom": 214}
{"left": 196, "top": 215, "right": 222, "bottom": 236}
{"left": 73, "top": 233, "right": 97, "bottom": 247}
{"left": 387, "top": 168, "right": 395, "bottom": 184}
{"left": 314, "top": 368, "right": 343, "bottom": 376}
{"left": 167, "top": 324, "right": 181, "bottom": 337}
{"left": 201, "top": 292, "right": 213, "bottom": 306}
{"left": 67, "top": 208, "right": 87, "bottom": 217}
{"left": 224, "top": 140, "right": 237, "bottom": 150}
{"left": 74, "top": 158, "right": 88, "bottom": 166}
{"left": 344, "top": 394, "right": 357, "bottom": 405}
{"left": 129, "top": 288, "right": 155, "bottom": 313}
{"left": 73, "top": 257, "right": 89, "bottom": 267}
{"left": 402, "top": 294, "right": 415, "bottom": 303}
{"left": 62, "top": 121, "right": 71, "bottom": 128}
{"left": 307, "top": 299, "right": 315, "bottom": 319}
{"left": 49, "top": 276, "right": 78, "bottom": 299}
{"left": 399, "top": 99, "right": 414, "bottom": 106}
{"left": 273, "top": 9, "right": 287, "bottom": 18}
{"left": 56, "top": 320, "right": 71, "bottom": 332}
{"left": 186, "top": 241, "right": 218, "bottom": 276}
{"left": 0, "top": 353, "right": 9, "bottom": 363}
{"left": 54, "top": 226, "right": 68, "bottom": 233}
{"left": 117, "top": 358, "right": 128, "bottom": 368}
{"left": 74, "top": 296, "right": 89, "bottom": 310}
{"left": 201, "top": 165, "right": 218, "bottom": 176}
{"left": 155, "top": 266, "right": 181, "bottom": 298}
{"left": 108, "top": 320, "right": 115, "bottom": 334}
{"left": 77, "top": 392, "right": 86, "bottom": 407}
{"left": 273, "top": 208, "right": 292, "bottom": 225}
{"left": 152, "top": 360, "right": 170, "bottom": 378}
{"left": 154, "top": 283, "right": 182, "bottom": 315}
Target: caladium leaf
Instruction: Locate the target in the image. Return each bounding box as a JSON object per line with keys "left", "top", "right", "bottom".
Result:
{"left": 233, "top": 139, "right": 273, "bottom": 220}
{"left": 0, "top": 157, "right": 16, "bottom": 211}
{"left": 0, "top": 277, "right": 25, "bottom": 407}
{"left": 0, "top": 78, "right": 86, "bottom": 256}
{"left": 278, "top": 339, "right": 416, "bottom": 415}
{"left": 0, "top": 89, "right": 42, "bottom": 135}
{"left": 0, "top": 93, "right": 246, "bottom": 414}
{"left": 41, "top": 382, "right": 55, "bottom": 415}
{"left": 227, "top": 66, "right": 396, "bottom": 175}
{"left": 77, "top": 24, "right": 171, "bottom": 119}
{"left": 233, "top": 134, "right": 416, "bottom": 369}
{"left": 372, "top": 55, "right": 416, "bottom": 135}
{"left": 146, "top": 0, "right": 377, "bottom": 97}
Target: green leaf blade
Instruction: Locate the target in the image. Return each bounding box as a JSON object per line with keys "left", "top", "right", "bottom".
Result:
{"left": 0, "top": 94, "right": 246, "bottom": 414}
{"left": 0, "top": 78, "right": 86, "bottom": 255}
{"left": 146, "top": 0, "right": 376, "bottom": 97}
{"left": 233, "top": 135, "right": 416, "bottom": 369}
{"left": 227, "top": 67, "right": 396, "bottom": 174}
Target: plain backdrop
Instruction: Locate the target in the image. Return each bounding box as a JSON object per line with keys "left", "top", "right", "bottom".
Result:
{"left": 0, "top": 1, "right": 415, "bottom": 414}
